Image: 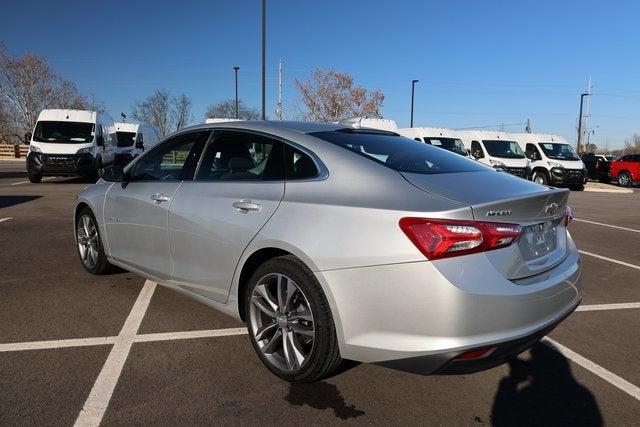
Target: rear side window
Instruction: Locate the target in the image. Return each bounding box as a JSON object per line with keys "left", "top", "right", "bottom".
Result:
{"left": 196, "top": 130, "right": 284, "bottom": 181}
{"left": 310, "top": 130, "right": 487, "bottom": 175}
{"left": 284, "top": 145, "right": 318, "bottom": 179}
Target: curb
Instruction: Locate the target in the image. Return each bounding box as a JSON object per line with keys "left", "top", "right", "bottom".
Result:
{"left": 584, "top": 187, "right": 635, "bottom": 194}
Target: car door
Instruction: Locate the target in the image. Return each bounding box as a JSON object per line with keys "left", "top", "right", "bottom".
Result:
{"left": 104, "top": 130, "right": 210, "bottom": 279}
{"left": 168, "top": 129, "right": 286, "bottom": 302}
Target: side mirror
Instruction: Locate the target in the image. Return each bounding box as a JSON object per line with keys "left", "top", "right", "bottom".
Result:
{"left": 135, "top": 139, "right": 144, "bottom": 150}
{"left": 23, "top": 132, "right": 31, "bottom": 145}
{"left": 99, "top": 165, "right": 125, "bottom": 182}
{"left": 96, "top": 135, "right": 104, "bottom": 147}
{"left": 472, "top": 150, "right": 483, "bottom": 159}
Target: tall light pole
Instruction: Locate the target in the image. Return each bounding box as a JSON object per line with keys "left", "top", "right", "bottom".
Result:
{"left": 410, "top": 79, "right": 419, "bottom": 127}
{"left": 261, "top": 0, "right": 266, "bottom": 120}
{"left": 233, "top": 66, "right": 240, "bottom": 119}
{"left": 576, "top": 92, "right": 589, "bottom": 153}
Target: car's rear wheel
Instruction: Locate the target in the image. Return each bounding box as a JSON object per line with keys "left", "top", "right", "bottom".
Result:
{"left": 618, "top": 172, "right": 632, "bottom": 187}
{"left": 532, "top": 171, "right": 548, "bottom": 185}
{"left": 76, "top": 208, "right": 110, "bottom": 274}
{"left": 245, "top": 255, "right": 348, "bottom": 382}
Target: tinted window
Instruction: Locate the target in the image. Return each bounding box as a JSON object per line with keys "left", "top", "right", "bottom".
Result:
{"left": 33, "top": 121, "right": 94, "bottom": 144}
{"left": 132, "top": 131, "right": 209, "bottom": 181}
{"left": 483, "top": 140, "right": 525, "bottom": 158}
{"left": 471, "top": 140, "right": 483, "bottom": 158}
{"left": 116, "top": 131, "right": 136, "bottom": 147}
{"left": 285, "top": 145, "right": 318, "bottom": 179}
{"left": 525, "top": 143, "right": 541, "bottom": 159}
{"left": 310, "top": 129, "right": 487, "bottom": 175}
{"left": 424, "top": 138, "right": 467, "bottom": 156}
{"left": 197, "top": 131, "right": 283, "bottom": 181}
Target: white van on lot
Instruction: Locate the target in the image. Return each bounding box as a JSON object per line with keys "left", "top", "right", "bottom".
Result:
{"left": 399, "top": 127, "right": 469, "bottom": 157}
{"left": 512, "top": 132, "right": 587, "bottom": 190}
{"left": 457, "top": 130, "right": 530, "bottom": 179}
{"left": 112, "top": 122, "right": 159, "bottom": 165}
{"left": 25, "top": 109, "right": 115, "bottom": 183}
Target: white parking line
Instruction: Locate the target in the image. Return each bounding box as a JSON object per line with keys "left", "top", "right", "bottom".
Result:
{"left": 542, "top": 337, "right": 640, "bottom": 401}
{"left": 9, "top": 177, "right": 56, "bottom": 186}
{"left": 579, "top": 250, "right": 640, "bottom": 271}
{"left": 574, "top": 218, "right": 640, "bottom": 234}
{"left": 134, "top": 327, "right": 247, "bottom": 343}
{"left": 577, "top": 302, "right": 640, "bottom": 312}
{"left": 75, "top": 280, "right": 157, "bottom": 427}
{"left": 0, "top": 336, "right": 115, "bottom": 352}
{"left": 0, "top": 217, "right": 13, "bottom": 224}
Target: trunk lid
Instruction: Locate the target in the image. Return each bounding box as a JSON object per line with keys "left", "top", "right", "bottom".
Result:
{"left": 401, "top": 170, "right": 570, "bottom": 280}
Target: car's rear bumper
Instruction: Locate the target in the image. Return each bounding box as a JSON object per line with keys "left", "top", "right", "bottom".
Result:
{"left": 27, "top": 152, "right": 96, "bottom": 176}
{"left": 550, "top": 167, "right": 587, "bottom": 185}
{"left": 316, "top": 233, "right": 582, "bottom": 375}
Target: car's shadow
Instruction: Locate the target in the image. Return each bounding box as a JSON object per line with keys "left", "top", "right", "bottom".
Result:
{"left": 285, "top": 381, "right": 365, "bottom": 420}
{"left": 0, "top": 171, "right": 27, "bottom": 180}
{"left": 491, "top": 343, "right": 603, "bottom": 426}
{"left": 0, "top": 195, "right": 42, "bottom": 209}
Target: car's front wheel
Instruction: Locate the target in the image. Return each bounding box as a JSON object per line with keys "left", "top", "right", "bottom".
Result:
{"left": 245, "top": 255, "right": 348, "bottom": 382}
{"left": 532, "top": 171, "right": 548, "bottom": 185}
{"left": 76, "top": 208, "right": 111, "bottom": 274}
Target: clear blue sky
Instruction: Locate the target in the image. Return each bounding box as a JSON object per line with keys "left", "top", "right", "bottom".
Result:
{"left": 2, "top": 0, "right": 639, "bottom": 149}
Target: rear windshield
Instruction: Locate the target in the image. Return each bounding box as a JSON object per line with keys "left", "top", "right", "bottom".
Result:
{"left": 424, "top": 137, "right": 467, "bottom": 156}
{"left": 33, "top": 121, "right": 94, "bottom": 144}
{"left": 310, "top": 130, "right": 487, "bottom": 175}
{"left": 538, "top": 143, "right": 580, "bottom": 161}
{"left": 482, "top": 140, "right": 525, "bottom": 159}
{"left": 116, "top": 131, "right": 136, "bottom": 147}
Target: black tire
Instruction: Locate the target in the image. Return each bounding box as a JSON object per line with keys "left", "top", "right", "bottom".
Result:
{"left": 245, "top": 255, "right": 350, "bottom": 383}
{"left": 76, "top": 207, "right": 111, "bottom": 275}
{"left": 28, "top": 172, "right": 42, "bottom": 183}
{"left": 532, "top": 171, "right": 548, "bottom": 185}
{"left": 618, "top": 172, "right": 632, "bottom": 187}
{"left": 570, "top": 184, "right": 585, "bottom": 191}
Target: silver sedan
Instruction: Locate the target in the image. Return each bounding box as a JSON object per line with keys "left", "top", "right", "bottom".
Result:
{"left": 74, "top": 120, "right": 582, "bottom": 382}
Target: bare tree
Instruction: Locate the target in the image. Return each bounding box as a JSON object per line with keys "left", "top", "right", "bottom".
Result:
{"left": 0, "top": 44, "right": 88, "bottom": 144}
{"left": 623, "top": 134, "right": 640, "bottom": 155}
{"left": 294, "top": 68, "right": 384, "bottom": 122}
{"left": 132, "top": 90, "right": 193, "bottom": 139}
{"left": 205, "top": 99, "right": 259, "bottom": 120}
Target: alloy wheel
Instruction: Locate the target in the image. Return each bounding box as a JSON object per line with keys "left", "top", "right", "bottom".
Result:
{"left": 77, "top": 215, "right": 99, "bottom": 269}
{"left": 249, "top": 273, "right": 315, "bottom": 372}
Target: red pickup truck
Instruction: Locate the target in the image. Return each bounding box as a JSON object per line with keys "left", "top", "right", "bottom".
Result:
{"left": 610, "top": 154, "right": 640, "bottom": 187}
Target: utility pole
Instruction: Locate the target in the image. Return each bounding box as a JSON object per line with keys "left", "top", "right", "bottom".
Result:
{"left": 410, "top": 79, "right": 418, "bottom": 127}
{"left": 584, "top": 77, "right": 593, "bottom": 142}
{"left": 261, "top": 0, "right": 266, "bottom": 120}
{"left": 576, "top": 93, "right": 589, "bottom": 153}
{"left": 233, "top": 66, "right": 240, "bottom": 119}
{"left": 275, "top": 59, "right": 283, "bottom": 120}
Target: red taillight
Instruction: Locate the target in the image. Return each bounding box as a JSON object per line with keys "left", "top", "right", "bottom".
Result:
{"left": 454, "top": 346, "right": 494, "bottom": 360}
{"left": 399, "top": 218, "right": 522, "bottom": 260}
{"left": 564, "top": 205, "right": 574, "bottom": 226}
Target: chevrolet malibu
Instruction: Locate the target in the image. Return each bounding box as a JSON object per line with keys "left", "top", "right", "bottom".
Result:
{"left": 73, "top": 120, "right": 582, "bottom": 382}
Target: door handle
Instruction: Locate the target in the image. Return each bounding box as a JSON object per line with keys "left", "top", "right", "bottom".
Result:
{"left": 150, "top": 193, "right": 170, "bottom": 203}
{"left": 233, "top": 200, "right": 261, "bottom": 212}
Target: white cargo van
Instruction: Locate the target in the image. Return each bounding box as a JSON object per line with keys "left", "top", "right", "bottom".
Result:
{"left": 398, "top": 127, "right": 469, "bottom": 157}
{"left": 457, "top": 130, "right": 530, "bottom": 179}
{"left": 112, "top": 122, "right": 159, "bottom": 165}
{"left": 25, "top": 109, "right": 115, "bottom": 183}
{"left": 512, "top": 132, "right": 587, "bottom": 190}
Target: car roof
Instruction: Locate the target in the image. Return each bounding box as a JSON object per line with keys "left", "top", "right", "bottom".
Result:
{"left": 179, "top": 120, "right": 344, "bottom": 135}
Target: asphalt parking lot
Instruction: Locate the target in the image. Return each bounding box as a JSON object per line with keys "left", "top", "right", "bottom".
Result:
{"left": 1, "top": 159, "right": 639, "bottom": 426}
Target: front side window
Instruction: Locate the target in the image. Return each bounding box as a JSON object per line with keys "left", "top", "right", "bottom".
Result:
{"left": 310, "top": 129, "right": 486, "bottom": 175}
{"left": 425, "top": 138, "right": 467, "bottom": 156}
{"left": 538, "top": 143, "right": 579, "bottom": 161}
{"left": 132, "top": 131, "right": 209, "bottom": 181}
{"left": 197, "top": 131, "right": 283, "bottom": 181}
{"left": 116, "top": 132, "right": 136, "bottom": 147}
{"left": 525, "top": 143, "right": 541, "bottom": 160}
{"left": 482, "top": 140, "right": 525, "bottom": 159}
{"left": 33, "top": 121, "right": 94, "bottom": 144}
{"left": 471, "top": 140, "right": 483, "bottom": 158}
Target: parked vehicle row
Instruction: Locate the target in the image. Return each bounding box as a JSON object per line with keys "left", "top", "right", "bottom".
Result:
{"left": 24, "top": 109, "right": 159, "bottom": 183}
